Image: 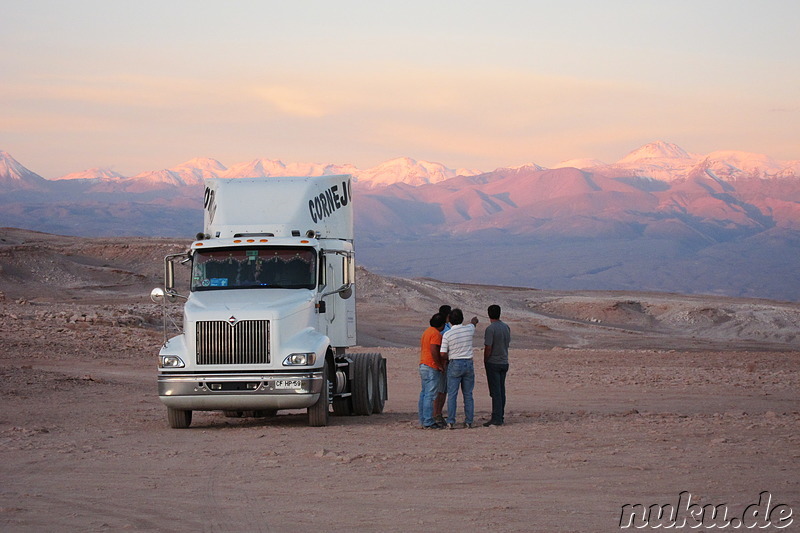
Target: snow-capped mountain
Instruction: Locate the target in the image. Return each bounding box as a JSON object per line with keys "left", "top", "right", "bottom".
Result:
{"left": 219, "top": 159, "right": 358, "bottom": 180}
{"left": 169, "top": 157, "right": 227, "bottom": 185}
{"left": 41, "top": 155, "right": 474, "bottom": 190}
{"left": 553, "top": 158, "right": 607, "bottom": 169}
{"left": 0, "top": 151, "right": 48, "bottom": 189}
{"left": 56, "top": 167, "right": 127, "bottom": 181}
{"left": 126, "top": 157, "right": 228, "bottom": 189}
{"left": 698, "top": 150, "right": 800, "bottom": 180}
{"left": 618, "top": 140, "right": 694, "bottom": 163}
{"left": 216, "top": 156, "right": 474, "bottom": 187}
{"left": 550, "top": 141, "right": 798, "bottom": 181}
{"left": 592, "top": 141, "right": 799, "bottom": 182}
{"left": 4, "top": 141, "right": 798, "bottom": 194}
{"left": 354, "top": 157, "right": 478, "bottom": 188}
{"left": 497, "top": 162, "right": 548, "bottom": 172}
{"left": 33, "top": 140, "right": 798, "bottom": 193}
{"left": 2, "top": 142, "right": 800, "bottom": 300}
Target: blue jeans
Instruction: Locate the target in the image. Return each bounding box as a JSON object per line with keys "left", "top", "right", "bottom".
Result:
{"left": 418, "top": 364, "right": 441, "bottom": 427}
{"left": 437, "top": 370, "right": 448, "bottom": 394}
{"left": 485, "top": 362, "right": 509, "bottom": 424}
{"left": 446, "top": 359, "right": 475, "bottom": 425}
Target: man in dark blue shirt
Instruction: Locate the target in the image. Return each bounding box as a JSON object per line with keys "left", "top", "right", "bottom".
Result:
{"left": 483, "top": 304, "right": 510, "bottom": 426}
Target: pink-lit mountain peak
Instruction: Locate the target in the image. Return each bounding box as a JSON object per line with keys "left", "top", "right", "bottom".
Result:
{"left": 703, "top": 150, "right": 782, "bottom": 172}
{"left": 222, "top": 158, "right": 289, "bottom": 178}
{"left": 618, "top": 141, "right": 692, "bottom": 164}
{"left": 2, "top": 140, "right": 798, "bottom": 194}
{"left": 1, "top": 151, "right": 35, "bottom": 179}
{"left": 553, "top": 158, "right": 607, "bottom": 169}
{"left": 357, "top": 157, "right": 477, "bottom": 188}
{"left": 503, "top": 162, "right": 547, "bottom": 172}
{"left": 56, "top": 167, "right": 127, "bottom": 181}
{"left": 172, "top": 157, "right": 227, "bottom": 173}
{"left": 0, "top": 150, "right": 47, "bottom": 188}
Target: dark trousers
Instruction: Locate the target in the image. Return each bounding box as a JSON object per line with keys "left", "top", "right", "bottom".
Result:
{"left": 484, "top": 362, "right": 509, "bottom": 423}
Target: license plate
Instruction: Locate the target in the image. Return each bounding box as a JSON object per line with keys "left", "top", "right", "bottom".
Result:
{"left": 275, "top": 379, "right": 302, "bottom": 389}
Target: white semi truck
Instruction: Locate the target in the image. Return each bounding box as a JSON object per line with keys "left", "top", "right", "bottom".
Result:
{"left": 151, "top": 175, "right": 387, "bottom": 428}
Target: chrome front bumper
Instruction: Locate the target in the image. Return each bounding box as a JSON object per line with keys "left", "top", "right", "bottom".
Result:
{"left": 158, "top": 371, "right": 324, "bottom": 411}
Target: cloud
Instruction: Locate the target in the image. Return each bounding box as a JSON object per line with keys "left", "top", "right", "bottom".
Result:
{"left": 2, "top": 66, "right": 796, "bottom": 174}
{"left": 0, "top": 75, "right": 193, "bottom": 108}
{"left": 249, "top": 85, "right": 332, "bottom": 118}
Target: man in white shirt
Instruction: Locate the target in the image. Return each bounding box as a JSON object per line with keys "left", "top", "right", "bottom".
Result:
{"left": 440, "top": 308, "right": 479, "bottom": 429}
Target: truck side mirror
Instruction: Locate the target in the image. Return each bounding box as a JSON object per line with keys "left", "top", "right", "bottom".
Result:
{"left": 343, "top": 254, "right": 352, "bottom": 286}
{"left": 165, "top": 259, "right": 175, "bottom": 292}
{"left": 338, "top": 253, "right": 354, "bottom": 299}
{"left": 150, "top": 287, "right": 165, "bottom": 303}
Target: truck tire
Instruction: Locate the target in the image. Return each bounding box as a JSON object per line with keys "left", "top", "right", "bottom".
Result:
{"left": 351, "top": 354, "right": 375, "bottom": 416}
{"left": 370, "top": 353, "right": 387, "bottom": 414}
{"left": 167, "top": 408, "right": 192, "bottom": 429}
{"left": 307, "top": 362, "right": 329, "bottom": 427}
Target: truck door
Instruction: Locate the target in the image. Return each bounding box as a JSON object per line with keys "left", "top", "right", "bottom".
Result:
{"left": 318, "top": 252, "right": 336, "bottom": 337}
{"left": 319, "top": 250, "right": 355, "bottom": 346}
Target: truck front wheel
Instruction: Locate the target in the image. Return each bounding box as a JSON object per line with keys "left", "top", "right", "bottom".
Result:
{"left": 167, "top": 408, "right": 192, "bottom": 429}
{"left": 307, "top": 362, "right": 330, "bottom": 427}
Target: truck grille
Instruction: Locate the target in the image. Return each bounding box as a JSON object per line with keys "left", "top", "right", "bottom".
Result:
{"left": 195, "top": 320, "right": 270, "bottom": 365}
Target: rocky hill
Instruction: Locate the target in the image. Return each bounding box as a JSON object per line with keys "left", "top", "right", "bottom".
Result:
{"left": 2, "top": 228, "right": 797, "bottom": 351}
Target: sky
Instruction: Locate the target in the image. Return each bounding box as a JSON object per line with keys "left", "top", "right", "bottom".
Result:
{"left": 1, "top": 0, "right": 798, "bottom": 178}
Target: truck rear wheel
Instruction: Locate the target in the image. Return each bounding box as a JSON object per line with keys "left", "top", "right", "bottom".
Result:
{"left": 307, "top": 362, "right": 329, "bottom": 427}
{"left": 352, "top": 354, "right": 375, "bottom": 416}
{"left": 167, "top": 408, "right": 192, "bottom": 429}
{"left": 370, "top": 353, "right": 387, "bottom": 414}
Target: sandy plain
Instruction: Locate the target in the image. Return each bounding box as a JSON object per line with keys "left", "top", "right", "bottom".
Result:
{"left": 0, "top": 228, "right": 798, "bottom": 532}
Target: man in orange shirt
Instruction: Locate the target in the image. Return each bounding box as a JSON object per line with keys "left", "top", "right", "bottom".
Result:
{"left": 433, "top": 304, "right": 451, "bottom": 426}
{"left": 419, "top": 313, "right": 446, "bottom": 429}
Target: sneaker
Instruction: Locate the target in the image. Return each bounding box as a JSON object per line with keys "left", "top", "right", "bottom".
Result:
{"left": 465, "top": 423, "right": 475, "bottom": 429}
{"left": 446, "top": 423, "right": 455, "bottom": 430}
{"left": 434, "top": 415, "right": 446, "bottom": 425}
{"left": 483, "top": 420, "right": 504, "bottom": 427}
{"left": 423, "top": 424, "right": 441, "bottom": 430}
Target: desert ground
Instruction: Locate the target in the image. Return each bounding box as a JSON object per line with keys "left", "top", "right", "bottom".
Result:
{"left": 1, "top": 228, "right": 798, "bottom": 532}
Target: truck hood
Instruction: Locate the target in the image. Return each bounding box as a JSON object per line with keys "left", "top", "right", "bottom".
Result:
{"left": 184, "top": 289, "right": 314, "bottom": 321}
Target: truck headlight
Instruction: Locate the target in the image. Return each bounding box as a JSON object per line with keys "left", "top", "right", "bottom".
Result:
{"left": 159, "top": 355, "right": 185, "bottom": 368}
{"left": 283, "top": 353, "right": 316, "bottom": 366}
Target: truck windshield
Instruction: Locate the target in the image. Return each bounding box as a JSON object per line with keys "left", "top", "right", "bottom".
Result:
{"left": 191, "top": 247, "right": 316, "bottom": 291}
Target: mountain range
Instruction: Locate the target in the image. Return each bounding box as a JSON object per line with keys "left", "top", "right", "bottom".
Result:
{"left": 1, "top": 141, "right": 799, "bottom": 300}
